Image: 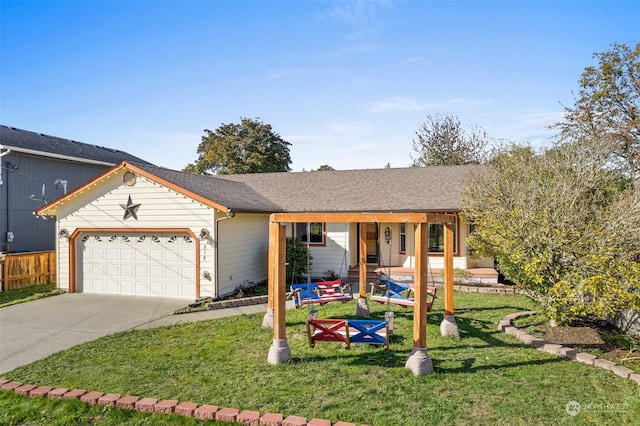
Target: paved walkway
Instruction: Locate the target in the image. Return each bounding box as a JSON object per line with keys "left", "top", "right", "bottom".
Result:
{"left": 0, "top": 293, "right": 285, "bottom": 374}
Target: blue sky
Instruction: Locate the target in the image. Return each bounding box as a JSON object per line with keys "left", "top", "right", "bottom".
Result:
{"left": 1, "top": 1, "right": 638, "bottom": 172}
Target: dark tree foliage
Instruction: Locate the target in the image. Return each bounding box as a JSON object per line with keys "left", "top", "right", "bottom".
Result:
{"left": 555, "top": 42, "right": 640, "bottom": 181}
{"left": 184, "top": 117, "right": 292, "bottom": 175}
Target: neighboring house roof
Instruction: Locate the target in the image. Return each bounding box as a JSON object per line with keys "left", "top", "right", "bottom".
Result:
{"left": 0, "top": 125, "right": 151, "bottom": 166}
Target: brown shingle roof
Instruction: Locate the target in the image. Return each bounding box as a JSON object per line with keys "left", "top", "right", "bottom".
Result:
{"left": 216, "top": 165, "right": 483, "bottom": 213}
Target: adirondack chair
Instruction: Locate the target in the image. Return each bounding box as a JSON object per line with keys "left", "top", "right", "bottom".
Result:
{"left": 370, "top": 281, "right": 437, "bottom": 312}
{"left": 305, "top": 317, "right": 389, "bottom": 350}
{"left": 289, "top": 280, "right": 353, "bottom": 308}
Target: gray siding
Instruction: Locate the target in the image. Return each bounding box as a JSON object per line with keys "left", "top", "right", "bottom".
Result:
{"left": 1, "top": 152, "right": 109, "bottom": 252}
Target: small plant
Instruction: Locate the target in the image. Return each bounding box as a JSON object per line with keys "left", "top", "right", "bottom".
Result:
{"left": 323, "top": 269, "right": 340, "bottom": 281}
{"left": 286, "top": 237, "right": 312, "bottom": 284}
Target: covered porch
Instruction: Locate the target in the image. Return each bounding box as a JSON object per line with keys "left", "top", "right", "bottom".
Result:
{"left": 263, "top": 212, "right": 461, "bottom": 376}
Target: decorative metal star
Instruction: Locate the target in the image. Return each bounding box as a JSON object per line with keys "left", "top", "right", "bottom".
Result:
{"left": 120, "top": 195, "right": 141, "bottom": 221}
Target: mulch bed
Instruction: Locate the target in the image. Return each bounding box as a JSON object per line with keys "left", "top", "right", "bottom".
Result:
{"left": 538, "top": 317, "right": 639, "bottom": 365}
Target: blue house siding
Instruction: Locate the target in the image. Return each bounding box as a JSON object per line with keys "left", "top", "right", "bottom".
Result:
{"left": 1, "top": 151, "right": 111, "bottom": 252}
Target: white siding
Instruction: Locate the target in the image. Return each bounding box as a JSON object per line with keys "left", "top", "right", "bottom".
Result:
{"left": 216, "top": 213, "right": 269, "bottom": 297}
{"left": 308, "top": 222, "right": 350, "bottom": 279}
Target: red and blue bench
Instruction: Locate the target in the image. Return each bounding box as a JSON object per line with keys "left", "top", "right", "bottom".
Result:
{"left": 370, "top": 281, "right": 437, "bottom": 312}
{"left": 289, "top": 280, "right": 353, "bottom": 308}
{"left": 305, "top": 317, "right": 389, "bottom": 350}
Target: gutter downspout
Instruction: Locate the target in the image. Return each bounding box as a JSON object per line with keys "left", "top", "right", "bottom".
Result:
{"left": 0, "top": 147, "right": 11, "bottom": 186}
{"left": 214, "top": 210, "right": 235, "bottom": 299}
{"left": 1, "top": 148, "right": 12, "bottom": 253}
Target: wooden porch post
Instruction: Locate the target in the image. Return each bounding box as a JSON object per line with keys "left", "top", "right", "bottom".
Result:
{"left": 355, "top": 222, "right": 370, "bottom": 317}
{"left": 267, "top": 220, "right": 292, "bottom": 364}
{"left": 440, "top": 221, "right": 460, "bottom": 338}
{"left": 261, "top": 223, "right": 276, "bottom": 328}
{"left": 405, "top": 222, "right": 433, "bottom": 375}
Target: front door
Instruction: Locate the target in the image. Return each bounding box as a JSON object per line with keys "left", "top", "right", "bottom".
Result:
{"left": 366, "top": 223, "right": 379, "bottom": 264}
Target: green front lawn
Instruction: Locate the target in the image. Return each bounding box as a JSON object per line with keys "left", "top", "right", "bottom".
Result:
{"left": 0, "top": 283, "right": 62, "bottom": 308}
{"left": 2, "top": 292, "right": 639, "bottom": 425}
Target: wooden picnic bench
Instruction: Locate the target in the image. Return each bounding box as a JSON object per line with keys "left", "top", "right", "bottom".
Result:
{"left": 370, "top": 281, "right": 437, "bottom": 312}
{"left": 289, "top": 280, "right": 353, "bottom": 308}
{"left": 305, "top": 317, "right": 389, "bottom": 350}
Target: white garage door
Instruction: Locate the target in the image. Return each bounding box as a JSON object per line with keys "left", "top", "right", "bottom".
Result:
{"left": 78, "top": 232, "right": 196, "bottom": 299}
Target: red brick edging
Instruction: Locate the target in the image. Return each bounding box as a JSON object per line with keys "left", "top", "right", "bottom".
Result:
{"left": 498, "top": 311, "right": 640, "bottom": 386}
{"left": 0, "top": 378, "right": 368, "bottom": 426}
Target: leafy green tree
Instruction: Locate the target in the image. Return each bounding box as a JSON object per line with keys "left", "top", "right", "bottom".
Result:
{"left": 411, "top": 113, "right": 491, "bottom": 166}
{"left": 462, "top": 140, "right": 640, "bottom": 323}
{"left": 286, "top": 237, "right": 312, "bottom": 284}
{"left": 314, "top": 165, "right": 335, "bottom": 171}
{"left": 555, "top": 42, "right": 640, "bottom": 181}
{"left": 184, "top": 117, "right": 292, "bottom": 174}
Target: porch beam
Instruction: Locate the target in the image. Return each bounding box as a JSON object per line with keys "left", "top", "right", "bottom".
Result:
{"left": 271, "top": 212, "right": 430, "bottom": 224}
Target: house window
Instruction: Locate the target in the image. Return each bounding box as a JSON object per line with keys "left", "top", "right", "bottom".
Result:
{"left": 399, "top": 223, "right": 406, "bottom": 253}
{"left": 428, "top": 218, "right": 458, "bottom": 254}
{"left": 294, "top": 222, "right": 325, "bottom": 245}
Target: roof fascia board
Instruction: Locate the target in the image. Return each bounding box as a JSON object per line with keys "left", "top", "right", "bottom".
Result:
{"left": 124, "top": 162, "right": 230, "bottom": 213}
{"left": 1, "top": 144, "right": 115, "bottom": 166}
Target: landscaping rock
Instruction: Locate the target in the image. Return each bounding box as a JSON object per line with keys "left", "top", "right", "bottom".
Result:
{"left": 135, "top": 397, "right": 158, "bottom": 412}
{"left": 14, "top": 384, "right": 37, "bottom": 396}
{"left": 307, "top": 419, "right": 331, "bottom": 426}
{"left": 63, "top": 389, "right": 87, "bottom": 400}
{"left": 539, "top": 343, "right": 564, "bottom": 355}
{"left": 47, "top": 388, "right": 70, "bottom": 399}
{"left": 154, "top": 399, "right": 179, "bottom": 413}
{"left": 1, "top": 381, "right": 22, "bottom": 391}
{"left": 195, "top": 404, "right": 219, "bottom": 420}
{"left": 216, "top": 407, "right": 239, "bottom": 422}
{"left": 175, "top": 401, "right": 198, "bottom": 417}
{"left": 593, "top": 359, "right": 617, "bottom": 371}
{"left": 116, "top": 395, "right": 140, "bottom": 409}
{"left": 556, "top": 346, "right": 578, "bottom": 359}
{"left": 575, "top": 352, "right": 598, "bottom": 365}
{"left": 260, "top": 412, "right": 284, "bottom": 425}
{"left": 282, "top": 415, "right": 307, "bottom": 426}
{"left": 611, "top": 365, "right": 634, "bottom": 379}
{"left": 80, "top": 391, "right": 104, "bottom": 404}
{"left": 29, "top": 386, "right": 53, "bottom": 398}
{"left": 237, "top": 409, "right": 260, "bottom": 425}
{"left": 97, "top": 393, "right": 120, "bottom": 406}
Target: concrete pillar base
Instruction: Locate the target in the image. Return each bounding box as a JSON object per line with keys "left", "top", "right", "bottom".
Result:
{"left": 355, "top": 296, "right": 370, "bottom": 318}
{"left": 261, "top": 307, "right": 274, "bottom": 328}
{"left": 405, "top": 347, "right": 433, "bottom": 376}
{"left": 440, "top": 315, "right": 460, "bottom": 339}
{"left": 267, "top": 338, "right": 292, "bottom": 365}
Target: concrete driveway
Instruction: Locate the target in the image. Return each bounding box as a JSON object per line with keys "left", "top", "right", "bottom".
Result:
{"left": 0, "top": 293, "right": 187, "bottom": 374}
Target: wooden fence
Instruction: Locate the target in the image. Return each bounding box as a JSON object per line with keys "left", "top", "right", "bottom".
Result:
{"left": 0, "top": 251, "right": 56, "bottom": 291}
